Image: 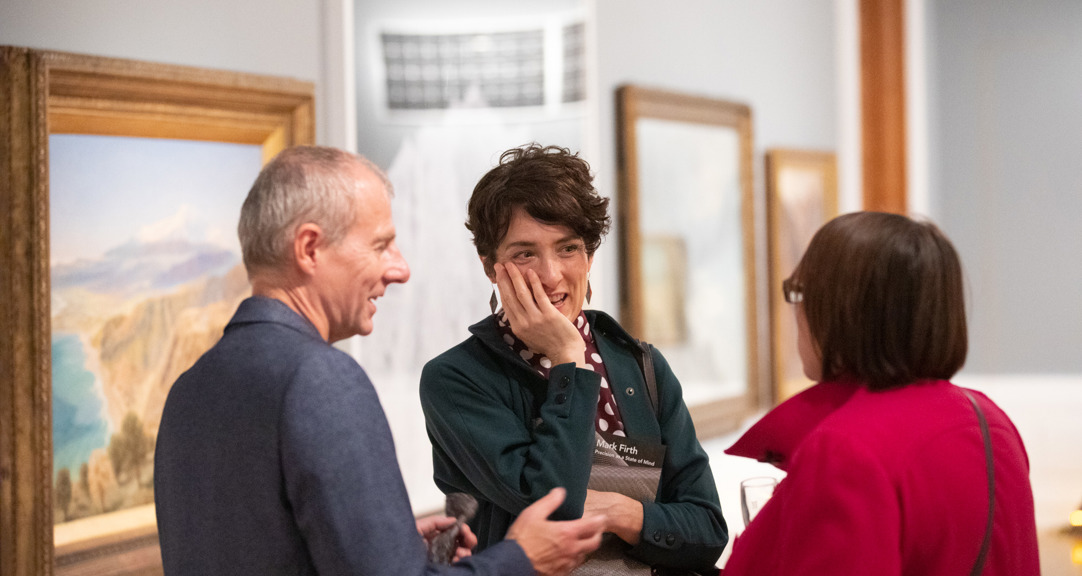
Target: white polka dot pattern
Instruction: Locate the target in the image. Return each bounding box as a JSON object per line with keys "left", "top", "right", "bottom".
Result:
{"left": 493, "top": 310, "right": 625, "bottom": 436}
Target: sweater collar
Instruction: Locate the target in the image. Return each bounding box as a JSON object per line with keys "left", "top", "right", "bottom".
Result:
{"left": 725, "top": 379, "right": 860, "bottom": 472}
{"left": 467, "top": 309, "right": 633, "bottom": 366}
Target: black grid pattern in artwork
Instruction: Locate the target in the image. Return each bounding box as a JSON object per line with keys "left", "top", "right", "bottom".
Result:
{"left": 562, "top": 22, "right": 586, "bottom": 103}
{"left": 382, "top": 30, "right": 545, "bottom": 110}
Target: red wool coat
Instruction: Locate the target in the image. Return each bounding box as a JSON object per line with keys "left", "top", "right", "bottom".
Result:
{"left": 722, "top": 379, "right": 1039, "bottom": 576}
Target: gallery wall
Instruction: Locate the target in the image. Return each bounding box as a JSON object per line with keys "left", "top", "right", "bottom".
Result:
{"left": 0, "top": 0, "right": 336, "bottom": 146}
{"left": 926, "top": 0, "right": 1082, "bottom": 374}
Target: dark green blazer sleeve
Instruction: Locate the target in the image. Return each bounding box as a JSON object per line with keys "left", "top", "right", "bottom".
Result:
{"left": 420, "top": 341, "right": 602, "bottom": 522}
{"left": 626, "top": 346, "right": 728, "bottom": 569}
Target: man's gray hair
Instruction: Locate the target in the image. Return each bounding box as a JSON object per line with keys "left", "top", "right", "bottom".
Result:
{"left": 237, "top": 146, "right": 393, "bottom": 273}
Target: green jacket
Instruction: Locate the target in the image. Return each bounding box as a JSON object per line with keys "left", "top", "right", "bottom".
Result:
{"left": 420, "top": 310, "right": 727, "bottom": 571}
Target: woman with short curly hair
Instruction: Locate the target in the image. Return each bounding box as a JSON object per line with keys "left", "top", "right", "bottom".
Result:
{"left": 421, "top": 144, "right": 727, "bottom": 575}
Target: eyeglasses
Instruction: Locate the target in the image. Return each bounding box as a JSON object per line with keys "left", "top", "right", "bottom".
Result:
{"left": 782, "top": 278, "right": 803, "bottom": 304}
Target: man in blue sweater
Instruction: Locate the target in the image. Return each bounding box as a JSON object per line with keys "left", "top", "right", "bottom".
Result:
{"left": 154, "top": 146, "right": 604, "bottom": 575}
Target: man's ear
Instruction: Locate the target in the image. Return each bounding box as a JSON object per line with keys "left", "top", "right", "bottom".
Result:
{"left": 293, "top": 223, "right": 323, "bottom": 277}
{"left": 481, "top": 256, "right": 496, "bottom": 283}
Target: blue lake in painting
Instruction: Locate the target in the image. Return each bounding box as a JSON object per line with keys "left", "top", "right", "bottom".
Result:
{"left": 52, "top": 332, "right": 109, "bottom": 479}
{"left": 47, "top": 134, "right": 260, "bottom": 522}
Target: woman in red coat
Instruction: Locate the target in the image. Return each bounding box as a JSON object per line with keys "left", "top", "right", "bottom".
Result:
{"left": 723, "top": 211, "right": 1039, "bottom": 575}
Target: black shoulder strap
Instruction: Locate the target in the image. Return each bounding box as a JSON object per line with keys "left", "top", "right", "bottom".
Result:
{"left": 635, "top": 339, "right": 659, "bottom": 419}
{"left": 964, "top": 390, "right": 995, "bottom": 576}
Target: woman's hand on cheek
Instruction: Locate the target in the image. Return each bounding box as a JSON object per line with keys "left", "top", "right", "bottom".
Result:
{"left": 496, "top": 262, "right": 585, "bottom": 367}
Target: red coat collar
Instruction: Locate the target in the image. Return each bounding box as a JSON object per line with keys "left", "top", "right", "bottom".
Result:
{"left": 725, "top": 380, "right": 859, "bottom": 471}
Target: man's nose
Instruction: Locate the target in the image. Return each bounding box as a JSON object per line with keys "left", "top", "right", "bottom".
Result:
{"left": 386, "top": 245, "right": 410, "bottom": 284}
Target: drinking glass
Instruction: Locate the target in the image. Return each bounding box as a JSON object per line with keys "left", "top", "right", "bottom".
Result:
{"left": 740, "top": 476, "right": 778, "bottom": 526}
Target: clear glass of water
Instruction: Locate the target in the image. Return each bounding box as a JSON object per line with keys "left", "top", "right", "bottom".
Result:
{"left": 740, "top": 476, "right": 778, "bottom": 526}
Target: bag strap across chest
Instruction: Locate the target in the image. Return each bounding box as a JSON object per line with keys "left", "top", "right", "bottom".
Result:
{"left": 634, "top": 340, "right": 659, "bottom": 420}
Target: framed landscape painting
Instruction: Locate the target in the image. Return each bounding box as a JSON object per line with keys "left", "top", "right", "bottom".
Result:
{"left": 765, "top": 148, "right": 837, "bottom": 403}
{"left": 0, "top": 47, "right": 314, "bottom": 576}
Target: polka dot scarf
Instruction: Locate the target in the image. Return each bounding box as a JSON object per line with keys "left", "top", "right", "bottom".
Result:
{"left": 495, "top": 311, "right": 626, "bottom": 437}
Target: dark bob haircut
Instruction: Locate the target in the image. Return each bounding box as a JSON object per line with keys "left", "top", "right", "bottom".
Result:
{"left": 790, "top": 211, "right": 967, "bottom": 390}
{"left": 466, "top": 144, "right": 610, "bottom": 275}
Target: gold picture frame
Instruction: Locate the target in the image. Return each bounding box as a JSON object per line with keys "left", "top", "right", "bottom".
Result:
{"left": 765, "top": 148, "right": 838, "bottom": 403}
{"left": 0, "top": 46, "right": 314, "bottom": 576}
{"left": 616, "top": 85, "right": 759, "bottom": 438}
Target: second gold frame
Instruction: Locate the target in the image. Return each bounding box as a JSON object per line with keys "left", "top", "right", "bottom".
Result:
{"left": 765, "top": 148, "right": 838, "bottom": 403}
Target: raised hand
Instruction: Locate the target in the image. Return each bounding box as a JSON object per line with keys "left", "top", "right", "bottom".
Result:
{"left": 495, "top": 262, "right": 585, "bottom": 368}
{"left": 506, "top": 488, "right": 606, "bottom": 576}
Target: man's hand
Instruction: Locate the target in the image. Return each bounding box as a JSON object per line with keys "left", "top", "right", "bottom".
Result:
{"left": 416, "top": 515, "right": 477, "bottom": 563}
{"left": 506, "top": 488, "right": 605, "bottom": 576}
{"left": 584, "top": 489, "right": 643, "bottom": 545}
{"left": 495, "top": 262, "right": 585, "bottom": 367}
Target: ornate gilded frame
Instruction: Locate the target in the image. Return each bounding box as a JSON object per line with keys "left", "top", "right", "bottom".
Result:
{"left": 615, "top": 85, "right": 759, "bottom": 438}
{"left": 0, "top": 46, "right": 314, "bottom": 576}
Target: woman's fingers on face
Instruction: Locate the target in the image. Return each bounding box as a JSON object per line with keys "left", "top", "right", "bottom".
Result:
{"left": 493, "top": 263, "right": 512, "bottom": 302}
{"left": 505, "top": 263, "right": 540, "bottom": 313}
{"left": 497, "top": 266, "right": 526, "bottom": 320}
{"left": 496, "top": 262, "right": 537, "bottom": 328}
{"left": 525, "top": 269, "right": 557, "bottom": 314}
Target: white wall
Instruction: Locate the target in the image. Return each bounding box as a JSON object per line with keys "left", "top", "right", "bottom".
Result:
{"left": 926, "top": 0, "right": 1082, "bottom": 374}
{"left": 0, "top": 0, "right": 337, "bottom": 146}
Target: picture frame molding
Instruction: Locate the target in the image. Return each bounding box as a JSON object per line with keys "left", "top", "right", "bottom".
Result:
{"left": 615, "top": 84, "right": 760, "bottom": 438}
{"left": 765, "top": 148, "right": 838, "bottom": 403}
{"left": 0, "top": 46, "right": 314, "bottom": 576}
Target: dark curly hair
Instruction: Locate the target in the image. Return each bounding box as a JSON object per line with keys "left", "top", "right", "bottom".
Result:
{"left": 466, "top": 144, "right": 611, "bottom": 276}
